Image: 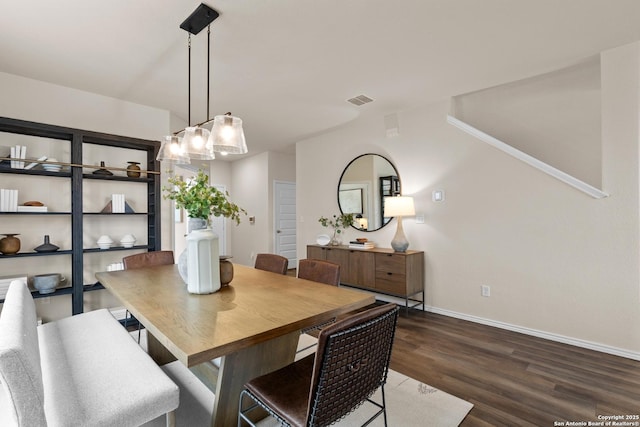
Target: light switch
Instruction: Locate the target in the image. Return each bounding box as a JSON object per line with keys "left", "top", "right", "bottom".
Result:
{"left": 432, "top": 190, "right": 445, "bottom": 202}
{"left": 415, "top": 214, "right": 425, "bottom": 224}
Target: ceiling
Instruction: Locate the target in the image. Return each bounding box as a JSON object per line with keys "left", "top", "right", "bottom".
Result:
{"left": 2, "top": 0, "right": 640, "bottom": 158}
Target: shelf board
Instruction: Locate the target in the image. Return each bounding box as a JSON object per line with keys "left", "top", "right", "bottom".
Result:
{"left": 0, "top": 250, "right": 73, "bottom": 258}
{"left": 0, "top": 211, "right": 71, "bottom": 215}
{"left": 83, "top": 245, "right": 149, "bottom": 253}
{"left": 83, "top": 212, "right": 148, "bottom": 215}
{"left": 82, "top": 174, "right": 154, "bottom": 182}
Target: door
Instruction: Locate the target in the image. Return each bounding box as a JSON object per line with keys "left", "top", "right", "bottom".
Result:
{"left": 274, "top": 181, "right": 296, "bottom": 269}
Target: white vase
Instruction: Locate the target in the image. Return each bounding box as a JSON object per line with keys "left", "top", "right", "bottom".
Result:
{"left": 186, "top": 228, "right": 221, "bottom": 294}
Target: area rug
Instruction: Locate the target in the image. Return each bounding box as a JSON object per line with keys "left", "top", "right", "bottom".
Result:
{"left": 136, "top": 331, "right": 473, "bottom": 426}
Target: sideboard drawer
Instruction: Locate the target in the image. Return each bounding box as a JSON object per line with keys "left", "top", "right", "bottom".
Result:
{"left": 375, "top": 270, "right": 406, "bottom": 294}
{"left": 375, "top": 253, "right": 406, "bottom": 273}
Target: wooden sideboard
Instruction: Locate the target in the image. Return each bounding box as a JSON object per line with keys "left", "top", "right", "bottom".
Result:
{"left": 307, "top": 244, "right": 424, "bottom": 313}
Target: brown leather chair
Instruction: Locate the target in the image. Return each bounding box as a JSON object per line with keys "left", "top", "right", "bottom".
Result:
{"left": 122, "top": 251, "right": 175, "bottom": 269}
{"left": 254, "top": 253, "right": 289, "bottom": 275}
{"left": 297, "top": 258, "right": 340, "bottom": 286}
{"left": 239, "top": 303, "right": 399, "bottom": 427}
{"left": 122, "top": 251, "right": 175, "bottom": 342}
{"left": 296, "top": 259, "right": 342, "bottom": 346}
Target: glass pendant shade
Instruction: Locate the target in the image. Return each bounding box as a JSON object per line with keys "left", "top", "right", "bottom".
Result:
{"left": 208, "top": 114, "right": 248, "bottom": 154}
{"left": 157, "top": 135, "right": 190, "bottom": 164}
{"left": 181, "top": 126, "right": 214, "bottom": 160}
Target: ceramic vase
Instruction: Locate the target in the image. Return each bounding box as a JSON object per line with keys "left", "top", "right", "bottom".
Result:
{"left": 126, "top": 161, "right": 141, "bottom": 178}
{"left": 186, "top": 228, "right": 221, "bottom": 294}
{"left": 34, "top": 235, "right": 59, "bottom": 253}
{"left": 0, "top": 234, "right": 20, "bottom": 255}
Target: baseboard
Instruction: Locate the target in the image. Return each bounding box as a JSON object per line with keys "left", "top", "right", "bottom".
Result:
{"left": 426, "top": 305, "right": 640, "bottom": 362}
{"left": 371, "top": 293, "right": 640, "bottom": 361}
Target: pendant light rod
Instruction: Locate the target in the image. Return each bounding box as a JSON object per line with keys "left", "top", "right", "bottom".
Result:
{"left": 207, "top": 24, "right": 211, "bottom": 121}
{"left": 188, "top": 34, "right": 191, "bottom": 127}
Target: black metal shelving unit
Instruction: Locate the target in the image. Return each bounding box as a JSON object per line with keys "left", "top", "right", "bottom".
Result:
{"left": 0, "top": 116, "right": 161, "bottom": 314}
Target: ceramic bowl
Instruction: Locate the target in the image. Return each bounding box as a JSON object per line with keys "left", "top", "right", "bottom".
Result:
{"left": 97, "top": 235, "right": 114, "bottom": 250}
{"left": 120, "top": 234, "right": 136, "bottom": 248}
{"left": 33, "top": 273, "right": 65, "bottom": 294}
{"left": 316, "top": 234, "right": 331, "bottom": 246}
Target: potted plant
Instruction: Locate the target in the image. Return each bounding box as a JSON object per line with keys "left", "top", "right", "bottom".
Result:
{"left": 318, "top": 213, "right": 355, "bottom": 245}
{"left": 163, "top": 169, "right": 246, "bottom": 294}
{"left": 163, "top": 169, "right": 246, "bottom": 229}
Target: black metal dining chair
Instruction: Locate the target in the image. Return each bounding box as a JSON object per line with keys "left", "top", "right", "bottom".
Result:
{"left": 238, "top": 303, "right": 399, "bottom": 427}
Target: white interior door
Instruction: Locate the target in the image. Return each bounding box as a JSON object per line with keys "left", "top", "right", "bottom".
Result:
{"left": 274, "top": 181, "right": 296, "bottom": 269}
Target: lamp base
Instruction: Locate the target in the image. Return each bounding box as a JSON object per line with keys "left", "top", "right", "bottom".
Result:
{"left": 390, "top": 216, "right": 409, "bottom": 252}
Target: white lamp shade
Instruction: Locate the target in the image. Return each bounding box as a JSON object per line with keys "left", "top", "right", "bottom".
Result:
{"left": 384, "top": 196, "right": 415, "bottom": 217}
{"left": 157, "top": 135, "right": 190, "bottom": 164}
{"left": 208, "top": 114, "right": 248, "bottom": 154}
{"left": 181, "top": 126, "right": 214, "bottom": 160}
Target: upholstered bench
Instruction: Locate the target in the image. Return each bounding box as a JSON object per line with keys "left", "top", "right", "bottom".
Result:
{"left": 0, "top": 280, "right": 179, "bottom": 427}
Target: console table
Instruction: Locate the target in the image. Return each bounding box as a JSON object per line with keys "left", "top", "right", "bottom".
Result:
{"left": 307, "top": 244, "right": 424, "bottom": 313}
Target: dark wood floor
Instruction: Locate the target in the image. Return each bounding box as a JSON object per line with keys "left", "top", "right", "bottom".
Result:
{"left": 389, "top": 308, "right": 640, "bottom": 426}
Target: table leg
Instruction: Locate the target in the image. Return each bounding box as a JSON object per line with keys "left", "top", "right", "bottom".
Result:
{"left": 147, "top": 332, "right": 177, "bottom": 365}
{"left": 192, "top": 331, "right": 299, "bottom": 427}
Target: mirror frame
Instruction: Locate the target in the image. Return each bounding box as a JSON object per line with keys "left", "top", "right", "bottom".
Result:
{"left": 337, "top": 153, "right": 400, "bottom": 232}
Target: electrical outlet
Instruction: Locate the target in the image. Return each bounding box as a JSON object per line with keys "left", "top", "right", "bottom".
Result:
{"left": 481, "top": 285, "right": 490, "bottom": 297}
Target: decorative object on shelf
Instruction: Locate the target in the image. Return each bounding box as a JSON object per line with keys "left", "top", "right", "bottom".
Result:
{"left": 126, "top": 161, "right": 141, "bottom": 178}
{"left": 316, "top": 234, "right": 331, "bottom": 246}
{"left": 219, "top": 255, "right": 234, "bottom": 286}
{"left": 164, "top": 170, "right": 246, "bottom": 294}
{"left": 42, "top": 158, "right": 61, "bottom": 173}
{"left": 384, "top": 196, "right": 416, "bottom": 252}
{"left": 120, "top": 234, "right": 136, "bottom": 248}
{"left": 0, "top": 233, "right": 20, "bottom": 255}
{"left": 318, "top": 213, "right": 355, "bottom": 246}
{"left": 92, "top": 161, "right": 113, "bottom": 176}
{"left": 0, "top": 188, "right": 18, "bottom": 212}
{"left": 96, "top": 235, "right": 114, "bottom": 250}
{"left": 32, "top": 273, "right": 65, "bottom": 295}
{"left": 34, "top": 235, "right": 59, "bottom": 252}
{"left": 157, "top": 4, "right": 247, "bottom": 164}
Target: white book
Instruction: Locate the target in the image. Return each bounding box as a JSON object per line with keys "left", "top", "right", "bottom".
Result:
{"left": 10, "top": 189, "right": 18, "bottom": 211}
{"left": 17, "top": 205, "right": 48, "bottom": 212}
{"left": 0, "top": 189, "right": 5, "bottom": 211}
{"left": 25, "top": 155, "right": 47, "bottom": 170}
{"left": 20, "top": 145, "right": 26, "bottom": 168}
{"left": 120, "top": 194, "right": 125, "bottom": 213}
{"left": 10, "top": 146, "right": 15, "bottom": 168}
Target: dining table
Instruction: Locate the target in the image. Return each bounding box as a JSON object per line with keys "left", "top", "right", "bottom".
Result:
{"left": 96, "top": 263, "right": 375, "bottom": 427}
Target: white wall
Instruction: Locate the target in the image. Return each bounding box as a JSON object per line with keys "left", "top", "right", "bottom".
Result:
{"left": 296, "top": 42, "right": 640, "bottom": 358}
{"left": 0, "top": 71, "right": 172, "bottom": 321}
{"left": 228, "top": 151, "right": 296, "bottom": 267}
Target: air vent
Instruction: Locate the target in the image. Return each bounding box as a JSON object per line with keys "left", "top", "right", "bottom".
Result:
{"left": 347, "top": 94, "right": 374, "bottom": 106}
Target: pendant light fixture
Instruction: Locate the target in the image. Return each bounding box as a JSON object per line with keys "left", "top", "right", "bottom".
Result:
{"left": 157, "top": 3, "right": 247, "bottom": 163}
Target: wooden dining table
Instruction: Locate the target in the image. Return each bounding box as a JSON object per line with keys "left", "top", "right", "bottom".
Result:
{"left": 96, "top": 263, "right": 375, "bottom": 427}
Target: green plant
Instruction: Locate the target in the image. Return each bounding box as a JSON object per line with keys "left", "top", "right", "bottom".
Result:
{"left": 318, "top": 213, "right": 355, "bottom": 234}
{"left": 163, "top": 170, "right": 246, "bottom": 225}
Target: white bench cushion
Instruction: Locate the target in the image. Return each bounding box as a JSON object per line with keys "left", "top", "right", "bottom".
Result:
{"left": 0, "top": 280, "right": 47, "bottom": 426}
{"left": 39, "top": 308, "right": 178, "bottom": 426}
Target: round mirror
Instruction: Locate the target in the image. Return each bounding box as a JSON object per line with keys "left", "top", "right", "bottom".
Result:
{"left": 337, "top": 154, "right": 400, "bottom": 232}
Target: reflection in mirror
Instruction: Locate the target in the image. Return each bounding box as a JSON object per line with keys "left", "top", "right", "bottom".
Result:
{"left": 337, "top": 154, "right": 400, "bottom": 232}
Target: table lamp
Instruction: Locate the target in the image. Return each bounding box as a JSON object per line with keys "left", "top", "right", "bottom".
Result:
{"left": 384, "top": 196, "right": 415, "bottom": 252}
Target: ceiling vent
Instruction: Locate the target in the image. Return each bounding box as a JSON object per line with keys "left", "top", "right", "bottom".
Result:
{"left": 347, "top": 94, "right": 374, "bottom": 106}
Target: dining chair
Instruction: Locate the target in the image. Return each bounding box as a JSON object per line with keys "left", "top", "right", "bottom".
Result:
{"left": 297, "top": 258, "right": 340, "bottom": 286}
{"left": 122, "top": 251, "right": 175, "bottom": 342}
{"left": 238, "top": 303, "right": 399, "bottom": 427}
{"left": 254, "top": 253, "right": 289, "bottom": 275}
{"left": 296, "top": 258, "right": 342, "bottom": 355}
